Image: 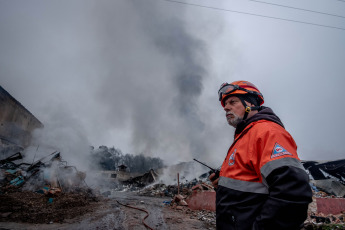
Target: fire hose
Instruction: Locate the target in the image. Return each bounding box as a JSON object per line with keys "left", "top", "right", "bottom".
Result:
{"left": 116, "top": 200, "right": 155, "bottom": 230}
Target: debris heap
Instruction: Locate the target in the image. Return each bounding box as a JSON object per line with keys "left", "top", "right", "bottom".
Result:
{"left": 0, "top": 151, "right": 98, "bottom": 224}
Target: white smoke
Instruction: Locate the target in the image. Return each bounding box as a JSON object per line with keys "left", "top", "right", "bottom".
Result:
{"left": 0, "top": 0, "right": 229, "bottom": 169}
{"left": 155, "top": 161, "right": 212, "bottom": 186}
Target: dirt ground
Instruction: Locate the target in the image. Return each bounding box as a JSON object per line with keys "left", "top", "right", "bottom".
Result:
{"left": 0, "top": 190, "right": 98, "bottom": 224}
{"left": 1, "top": 190, "right": 343, "bottom": 230}
{"left": 0, "top": 190, "right": 215, "bottom": 230}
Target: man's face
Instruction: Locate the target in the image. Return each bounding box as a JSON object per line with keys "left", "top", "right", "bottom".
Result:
{"left": 223, "top": 96, "right": 245, "bottom": 128}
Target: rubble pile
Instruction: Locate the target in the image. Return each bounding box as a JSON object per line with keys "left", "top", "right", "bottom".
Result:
{"left": 303, "top": 160, "right": 345, "bottom": 185}
{"left": 133, "top": 166, "right": 345, "bottom": 229}
{"left": 303, "top": 212, "right": 345, "bottom": 229}
{"left": 303, "top": 160, "right": 345, "bottom": 198}
{"left": 172, "top": 194, "right": 188, "bottom": 206}
{"left": 193, "top": 210, "right": 216, "bottom": 226}
{"left": 138, "top": 183, "right": 179, "bottom": 197}
{"left": 171, "top": 204, "right": 216, "bottom": 227}
{"left": 137, "top": 178, "right": 206, "bottom": 197}
{"left": 309, "top": 212, "right": 345, "bottom": 224}
{"left": 0, "top": 151, "right": 99, "bottom": 224}
{"left": 122, "top": 169, "right": 159, "bottom": 188}
{"left": 1, "top": 154, "right": 344, "bottom": 229}
{"left": 312, "top": 189, "right": 344, "bottom": 199}
{"left": 0, "top": 152, "right": 90, "bottom": 193}
{"left": 300, "top": 190, "right": 345, "bottom": 228}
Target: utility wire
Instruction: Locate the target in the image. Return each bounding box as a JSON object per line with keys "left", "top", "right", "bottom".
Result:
{"left": 248, "top": 0, "right": 345, "bottom": 19}
{"left": 160, "top": 0, "right": 345, "bottom": 31}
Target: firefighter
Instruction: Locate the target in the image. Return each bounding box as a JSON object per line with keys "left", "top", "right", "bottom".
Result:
{"left": 210, "top": 80, "right": 312, "bottom": 230}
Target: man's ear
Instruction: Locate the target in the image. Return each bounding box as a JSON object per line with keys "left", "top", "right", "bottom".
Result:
{"left": 244, "top": 100, "right": 254, "bottom": 107}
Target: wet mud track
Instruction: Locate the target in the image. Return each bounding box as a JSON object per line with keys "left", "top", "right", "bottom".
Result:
{"left": 0, "top": 191, "right": 215, "bottom": 230}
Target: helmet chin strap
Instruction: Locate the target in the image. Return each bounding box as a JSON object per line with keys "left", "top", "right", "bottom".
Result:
{"left": 239, "top": 98, "right": 261, "bottom": 120}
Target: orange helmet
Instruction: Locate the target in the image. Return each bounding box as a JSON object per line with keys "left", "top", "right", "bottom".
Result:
{"left": 218, "top": 80, "right": 264, "bottom": 107}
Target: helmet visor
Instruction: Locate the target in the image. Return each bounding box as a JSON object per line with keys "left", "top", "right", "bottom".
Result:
{"left": 218, "top": 83, "right": 263, "bottom": 101}
{"left": 218, "top": 84, "right": 239, "bottom": 101}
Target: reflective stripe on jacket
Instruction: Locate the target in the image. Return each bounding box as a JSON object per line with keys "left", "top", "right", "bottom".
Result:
{"left": 216, "top": 119, "right": 312, "bottom": 230}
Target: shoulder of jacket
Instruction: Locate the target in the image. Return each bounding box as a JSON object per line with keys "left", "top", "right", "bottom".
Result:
{"left": 250, "top": 120, "right": 286, "bottom": 135}
{"left": 251, "top": 120, "right": 281, "bottom": 128}
{"left": 236, "top": 120, "right": 285, "bottom": 140}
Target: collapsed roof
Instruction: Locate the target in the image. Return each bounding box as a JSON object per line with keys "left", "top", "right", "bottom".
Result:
{"left": 302, "top": 159, "right": 345, "bottom": 185}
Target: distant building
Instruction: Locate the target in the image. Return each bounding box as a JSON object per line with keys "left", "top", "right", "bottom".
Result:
{"left": 0, "top": 85, "right": 43, "bottom": 156}
{"left": 118, "top": 164, "right": 128, "bottom": 172}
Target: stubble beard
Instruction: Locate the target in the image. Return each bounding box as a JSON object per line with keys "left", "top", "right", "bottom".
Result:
{"left": 226, "top": 112, "right": 243, "bottom": 128}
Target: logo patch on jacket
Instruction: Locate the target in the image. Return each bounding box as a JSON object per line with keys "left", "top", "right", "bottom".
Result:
{"left": 228, "top": 149, "right": 236, "bottom": 166}
{"left": 271, "top": 143, "right": 292, "bottom": 158}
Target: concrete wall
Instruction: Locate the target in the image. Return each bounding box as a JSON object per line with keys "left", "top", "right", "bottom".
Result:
{"left": 0, "top": 85, "right": 43, "bottom": 151}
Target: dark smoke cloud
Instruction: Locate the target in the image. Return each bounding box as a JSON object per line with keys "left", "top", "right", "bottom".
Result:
{"left": 91, "top": 0, "right": 214, "bottom": 163}
{"left": 133, "top": 1, "right": 209, "bottom": 157}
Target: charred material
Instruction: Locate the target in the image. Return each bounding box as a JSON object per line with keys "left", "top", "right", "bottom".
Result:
{"left": 303, "top": 159, "right": 345, "bottom": 184}
{"left": 0, "top": 151, "right": 93, "bottom": 195}
{"left": 303, "top": 159, "right": 345, "bottom": 198}
{"left": 122, "top": 169, "right": 159, "bottom": 188}
{"left": 0, "top": 152, "right": 27, "bottom": 170}
{"left": 0, "top": 150, "right": 98, "bottom": 224}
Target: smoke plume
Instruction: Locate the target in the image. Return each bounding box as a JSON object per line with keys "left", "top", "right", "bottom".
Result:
{"left": 0, "top": 0, "right": 228, "bottom": 169}
{"left": 93, "top": 0, "right": 212, "bottom": 164}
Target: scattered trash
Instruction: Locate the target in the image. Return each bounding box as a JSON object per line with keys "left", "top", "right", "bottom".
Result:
{"left": 163, "top": 200, "right": 171, "bottom": 205}
{"left": 48, "top": 197, "right": 53, "bottom": 204}
{"left": 10, "top": 175, "right": 24, "bottom": 186}
{"left": 309, "top": 182, "right": 319, "bottom": 192}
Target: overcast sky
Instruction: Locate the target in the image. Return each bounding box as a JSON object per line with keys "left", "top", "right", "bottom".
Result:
{"left": 1, "top": 0, "right": 344, "bottom": 167}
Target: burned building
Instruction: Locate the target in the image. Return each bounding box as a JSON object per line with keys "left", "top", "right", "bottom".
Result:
{"left": 302, "top": 159, "right": 345, "bottom": 184}
{"left": 302, "top": 159, "right": 345, "bottom": 197}
{"left": 0, "top": 85, "right": 43, "bottom": 156}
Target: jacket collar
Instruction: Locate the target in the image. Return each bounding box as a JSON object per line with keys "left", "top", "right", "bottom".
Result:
{"left": 234, "top": 106, "right": 284, "bottom": 137}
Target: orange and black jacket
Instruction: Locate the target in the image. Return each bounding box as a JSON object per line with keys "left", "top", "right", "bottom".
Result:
{"left": 216, "top": 107, "right": 312, "bottom": 230}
